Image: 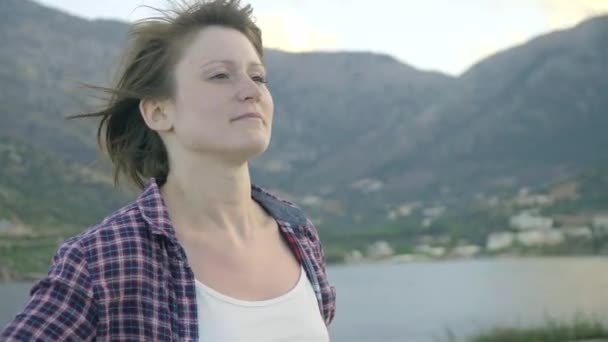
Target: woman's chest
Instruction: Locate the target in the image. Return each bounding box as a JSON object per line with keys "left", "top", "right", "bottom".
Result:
{"left": 185, "top": 233, "right": 302, "bottom": 301}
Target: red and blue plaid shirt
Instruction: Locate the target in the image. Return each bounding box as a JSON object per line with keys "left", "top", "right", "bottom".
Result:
{"left": 1, "top": 179, "right": 336, "bottom": 341}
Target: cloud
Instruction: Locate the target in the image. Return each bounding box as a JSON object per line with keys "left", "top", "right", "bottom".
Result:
{"left": 540, "top": 0, "right": 608, "bottom": 30}
{"left": 254, "top": 9, "right": 337, "bottom": 52}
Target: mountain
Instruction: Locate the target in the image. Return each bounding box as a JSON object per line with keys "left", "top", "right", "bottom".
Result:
{"left": 1, "top": 0, "right": 607, "bottom": 232}
{"left": 287, "top": 15, "right": 608, "bottom": 228}
{"left": 0, "top": 0, "right": 127, "bottom": 164}
{"left": 373, "top": 15, "right": 608, "bottom": 196}
{"left": 255, "top": 50, "right": 454, "bottom": 189}
{"left": 276, "top": 16, "right": 607, "bottom": 229}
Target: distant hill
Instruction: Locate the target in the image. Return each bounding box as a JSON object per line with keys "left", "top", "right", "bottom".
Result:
{"left": 0, "top": 0, "right": 127, "bottom": 163}
{"left": 1, "top": 0, "right": 607, "bottom": 232}
{"left": 0, "top": 137, "right": 130, "bottom": 228}
{"left": 374, "top": 16, "right": 608, "bottom": 196}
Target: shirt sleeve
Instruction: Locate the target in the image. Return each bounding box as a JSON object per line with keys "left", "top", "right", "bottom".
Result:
{"left": 305, "top": 218, "right": 336, "bottom": 326}
{"left": 305, "top": 218, "right": 328, "bottom": 270}
{"left": 0, "top": 239, "right": 98, "bottom": 341}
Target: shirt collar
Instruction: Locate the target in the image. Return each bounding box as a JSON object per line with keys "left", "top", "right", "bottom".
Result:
{"left": 136, "top": 178, "right": 307, "bottom": 240}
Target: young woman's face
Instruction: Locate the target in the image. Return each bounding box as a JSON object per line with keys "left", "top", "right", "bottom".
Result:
{"left": 164, "top": 25, "right": 273, "bottom": 164}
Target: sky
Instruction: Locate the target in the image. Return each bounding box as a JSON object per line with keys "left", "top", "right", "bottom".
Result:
{"left": 34, "top": 0, "right": 608, "bottom": 76}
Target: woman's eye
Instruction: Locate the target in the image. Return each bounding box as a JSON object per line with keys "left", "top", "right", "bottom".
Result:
{"left": 210, "top": 73, "right": 229, "bottom": 80}
{"left": 252, "top": 75, "right": 267, "bottom": 84}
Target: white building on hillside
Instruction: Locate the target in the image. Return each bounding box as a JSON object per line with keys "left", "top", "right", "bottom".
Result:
{"left": 486, "top": 232, "right": 515, "bottom": 251}
{"left": 510, "top": 211, "right": 553, "bottom": 230}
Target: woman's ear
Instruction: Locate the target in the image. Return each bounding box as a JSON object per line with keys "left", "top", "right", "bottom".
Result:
{"left": 139, "top": 98, "right": 173, "bottom": 132}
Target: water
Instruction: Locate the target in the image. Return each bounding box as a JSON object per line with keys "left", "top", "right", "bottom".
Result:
{"left": 1, "top": 257, "right": 607, "bottom": 341}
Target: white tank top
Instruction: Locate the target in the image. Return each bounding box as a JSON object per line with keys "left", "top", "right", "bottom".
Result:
{"left": 195, "top": 265, "right": 330, "bottom": 342}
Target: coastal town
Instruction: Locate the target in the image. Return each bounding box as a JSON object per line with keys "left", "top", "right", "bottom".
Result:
{"left": 339, "top": 180, "right": 608, "bottom": 264}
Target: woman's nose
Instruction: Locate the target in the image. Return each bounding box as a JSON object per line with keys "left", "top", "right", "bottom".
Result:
{"left": 237, "top": 76, "right": 262, "bottom": 102}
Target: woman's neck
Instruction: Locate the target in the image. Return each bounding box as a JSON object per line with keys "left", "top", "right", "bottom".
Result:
{"left": 160, "top": 156, "right": 265, "bottom": 245}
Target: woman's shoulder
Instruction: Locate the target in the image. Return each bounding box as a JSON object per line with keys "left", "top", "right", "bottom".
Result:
{"left": 251, "top": 184, "right": 310, "bottom": 227}
{"left": 251, "top": 184, "right": 299, "bottom": 208}
{"left": 251, "top": 184, "right": 321, "bottom": 239}
{"left": 57, "top": 201, "right": 150, "bottom": 260}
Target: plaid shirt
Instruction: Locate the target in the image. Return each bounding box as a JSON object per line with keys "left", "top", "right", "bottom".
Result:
{"left": 1, "top": 179, "right": 336, "bottom": 341}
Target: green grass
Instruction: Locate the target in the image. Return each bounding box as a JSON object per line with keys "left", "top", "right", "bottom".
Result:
{"left": 0, "top": 238, "right": 61, "bottom": 277}
{"left": 469, "top": 316, "right": 608, "bottom": 342}
{"left": 0, "top": 224, "right": 88, "bottom": 279}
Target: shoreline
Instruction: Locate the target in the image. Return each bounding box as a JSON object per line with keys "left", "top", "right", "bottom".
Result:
{"left": 329, "top": 253, "right": 608, "bottom": 267}
{"left": 3, "top": 254, "right": 606, "bottom": 283}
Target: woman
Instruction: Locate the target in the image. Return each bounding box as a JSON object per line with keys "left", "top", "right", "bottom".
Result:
{"left": 1, "top": 0, "right": 336, "bottom": 340}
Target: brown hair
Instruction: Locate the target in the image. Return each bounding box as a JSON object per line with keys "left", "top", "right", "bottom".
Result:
{"left": 72, "top": 0, "right": 263, "bottom": 189}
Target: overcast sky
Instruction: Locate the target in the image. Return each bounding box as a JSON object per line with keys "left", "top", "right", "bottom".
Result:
{"left": 34, "top": 0, "right": 608, "bottom": 75}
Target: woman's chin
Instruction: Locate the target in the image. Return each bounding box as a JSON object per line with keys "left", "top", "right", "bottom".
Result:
{"left": 245, "top": 140, "right": 271, "bottom": 159}
{"left": 222, "top": 139, "right": 271, "bottom": 162}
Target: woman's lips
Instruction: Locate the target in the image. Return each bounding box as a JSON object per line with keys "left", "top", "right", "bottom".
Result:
{"left": 231, "top": 112, "right": 263, "bottom": 122}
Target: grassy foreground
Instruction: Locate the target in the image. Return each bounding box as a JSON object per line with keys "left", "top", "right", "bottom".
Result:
{"left": 468, "top": 317, "right": 608, "bottom": 342}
